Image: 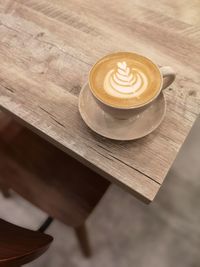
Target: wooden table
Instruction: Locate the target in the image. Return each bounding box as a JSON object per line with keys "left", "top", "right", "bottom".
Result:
{"left": 0, "top": 0, "right": 199, "bottom": 203}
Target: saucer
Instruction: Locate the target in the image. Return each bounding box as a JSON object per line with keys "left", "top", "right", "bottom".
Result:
{"left": 78, "top": 83, "right": 166, "bottom": 141}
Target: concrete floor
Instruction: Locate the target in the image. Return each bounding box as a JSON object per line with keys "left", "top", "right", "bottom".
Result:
{"left": 0, "top": 117, "right": 200, "bottom": 267}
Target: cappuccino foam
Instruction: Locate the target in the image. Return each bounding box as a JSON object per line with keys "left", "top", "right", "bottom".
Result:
{"left": 89, "top": 52, "right": 162, "bottom": 108}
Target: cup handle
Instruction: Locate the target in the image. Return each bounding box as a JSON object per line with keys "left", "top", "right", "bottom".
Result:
{"left": 159, "top": 66, "right": 176, "bottom": 90}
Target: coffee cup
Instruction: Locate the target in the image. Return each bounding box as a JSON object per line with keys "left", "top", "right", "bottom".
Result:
{"left": 88, "top": 52, "right": 175, "bottom": 120}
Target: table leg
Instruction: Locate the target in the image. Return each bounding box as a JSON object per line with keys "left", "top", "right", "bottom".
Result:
{"left": 38, "top": 217, "right": 54, "bottom": 233}
{"left": 74, "top": 223, "right": 92, "bottom": 258}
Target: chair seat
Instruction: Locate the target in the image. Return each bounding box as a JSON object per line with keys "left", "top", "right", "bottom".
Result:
{"left": 0, "top": 218, "right": 53, "bottom": 266}
{"left": 0, "top": 113, "right": 110, "bottom": 227}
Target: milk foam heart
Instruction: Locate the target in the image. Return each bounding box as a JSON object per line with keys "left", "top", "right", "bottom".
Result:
{"left": 104, "top": 61, "right": 148, "bottom": 98}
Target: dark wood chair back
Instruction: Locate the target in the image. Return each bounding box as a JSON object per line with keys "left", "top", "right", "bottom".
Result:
{"left": 0, "top": 219, "right": 53, "bottom": 266}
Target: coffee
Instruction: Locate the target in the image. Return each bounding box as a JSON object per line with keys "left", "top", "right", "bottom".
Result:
{"left": 89, "top": 52, "right": 162, "bottom": 108}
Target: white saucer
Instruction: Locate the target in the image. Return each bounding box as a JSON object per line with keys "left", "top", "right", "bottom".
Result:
{"left": 78, "top": 83, "right": 166, "bottom": 141}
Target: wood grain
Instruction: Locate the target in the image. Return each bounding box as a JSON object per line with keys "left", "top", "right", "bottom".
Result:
{"left": 0, "top": 0, "right": 199, "bottom": 202}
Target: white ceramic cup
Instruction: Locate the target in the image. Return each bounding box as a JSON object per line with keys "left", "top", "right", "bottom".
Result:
{"left": 89, "top": 53, "right": 176, "bottom": 120}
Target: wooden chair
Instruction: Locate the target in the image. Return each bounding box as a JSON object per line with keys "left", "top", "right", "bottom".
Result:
{"left": 0, "top": 112, "right": 110, "bottom": 257}
{"left": 0, "top": 218, "right": 53, "bottom": 266}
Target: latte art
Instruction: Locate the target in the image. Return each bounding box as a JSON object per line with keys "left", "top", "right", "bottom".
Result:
{"left": 104, "top": 61, "right": 148, "bottom": 99}
{"left": 89, "top": 52, "right": 162, "bottom": 108}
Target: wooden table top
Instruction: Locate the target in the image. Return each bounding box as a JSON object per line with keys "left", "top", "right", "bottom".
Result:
{"left": 0, "top": 0, "right": 199, "bottom": 203}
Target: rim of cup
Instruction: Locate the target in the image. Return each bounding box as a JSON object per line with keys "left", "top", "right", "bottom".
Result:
{"left": 88, "top": 51, "right": 164, "bottom": 110}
